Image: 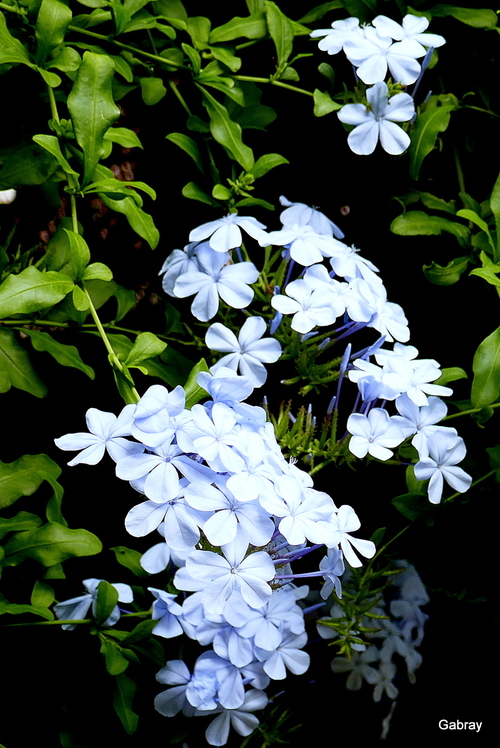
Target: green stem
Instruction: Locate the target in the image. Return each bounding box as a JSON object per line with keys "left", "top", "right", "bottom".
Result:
{"left": 3, "top": 610, "right": 151, "bottom": 627}
{"left": 443, "top": 402, "right": 500, "bottom": 421}
{"left": 232, "top": 75, "right": 314, "bottom": 97}
{"left": 169, "top": 79, "right": 192, "bottom": 115}
{"left": 0, "top": 2, "right": 25, "bottom": 14}
{"left": 444, "top": 469, "right": 496, "bottom": 502}
{"left": 83, "top": 287, "right": 141, "bottom": 403}
{"left": 66, "top": 24, "right": 187, "bottom": 69}
{"left": 47, "top": 84, "right": 60, "bottom": 125}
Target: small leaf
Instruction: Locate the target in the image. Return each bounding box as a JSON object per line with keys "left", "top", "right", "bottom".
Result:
{"left": 110, "top": 546, "right": 149, "bottom": 577}
{"left": 124, "top": 332, "right": 167, "bottom": 366}
{"left": 0, "top": 453, "right": 62, "bottom": 511}
{"left": 184, "top": 358, "right": 210, "bottom": 408}
{"left": 100, "top": 636, "right": 130, "bottom": 675}
{"left": 265, "top": 1, "right": 294, "bottom": 68}
{"left": 35, "top": 0, "right": 72, "bottom": 65}
{"left": 31, "top": 579, "right": 55, "bottom": 609}
{"left": 430, "top": 4, "right": 498, "bottom": 28}
{"left": 209, "top": 13, "right": 267, "bottom": 43}
{"left": 423, "top": 256, "right": 470, "bottom": 285}
{"left": 83, "top": 262, "right": 113, "bottom": 281}
{"left": 251, "top": 152, "right": 289, "bottom": 179}
{"left": 166, "top": 132, "right": 205, "bottom": 172}
{"left": 112, "top": 673, "right": 138, "bottom": 735}
{"left": 94, "top": 580, "right": 119, "bottom": 626}
{"left": 32, "top": 134, "right": 79, "bottom": 177}
{"left": 63, "top": 229, "right": 91, "bottom": 280}
{"left": 0, "top": 11, "right": 32, "bottom": 66}
{"left": 3, "top": 522, "right": 102, "bottom": 567}
{"left": 0, "top": 330, "right": 47, "bottom": 399}
{"left": 409, "top": 94, "right": 459, "bottom": 180}
{"left": 199, "top": 86, "right": 254, "bottom": 171}
{"left": 298, "top": 1, "right": 343, "bottom": 23}
{"left": 313, "top": 89, "right": 342, "bottom": 116}
{"left": 471, "top": 326, "right": 500, "bottom": 408}
{"left": 391, "top": 211, "right": 470, "bottom": 248}
{"left": 21, "top": 328, "right": 95, "bottom": 379}
{"left": 73, "top": 284, "right": 90, "bottom": 311}
{"left": 490, "top": 170, "right": 500, "bottom": 261}
{"left": 0, "top": 512, "right": 43, "bottom": 540}
{"left": 104, "top": 127, "right": 143, "bottom": 148}
{"left": 182, "top": 181, "right": 220, "bottom": 207}
{"left": 140, "top": 76, "right": 167, "bottom": 105}
{"left": 434, "top": 367, "right": 467, "bottom": 385}
{"left": 391, "top": 493, "right": 436, "bottom": 523}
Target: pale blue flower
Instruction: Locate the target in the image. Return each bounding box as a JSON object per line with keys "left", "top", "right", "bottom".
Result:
{"left": 189, "top": 214, "right": 267, "bottom": 253}
{"left": 54, "top": 578, "right": 133, "bottom": 630}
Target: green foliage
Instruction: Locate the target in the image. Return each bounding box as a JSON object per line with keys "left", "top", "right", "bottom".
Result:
{"left": 3, "top": 522, "right": 102, "bottom": 567}
{"left": 409, "top": 94, "right": 459, "bottom": 180}
{"left": 471, "top": 326, "right": 500, "bottom": 408}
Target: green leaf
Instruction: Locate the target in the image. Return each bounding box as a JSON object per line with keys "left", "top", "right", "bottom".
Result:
{"left": 252, "top": 152, "right": 289, "bottom": 179}
{"left": 0, "top": 266, "right": 74, "bottom": 317}
{"left": 184, "top": 358, "right": 210, "bottom": 408}
{"left": 409, "top": 94, "right": 459, "bottom": 180}
{"left": 140, "top": 76, "right": 167, "bottom": 105}
{"left": 0, "top": 512, "right": 43, "bottom": 540}
{"left": 265, "top": 2, "right": 293, "bottom": 68}
{"left": 313, "top": 88, "right": 341, "bottom": 116}
{"left": 47, "top": 45, "right": 82, "bottom": 72}
{"left": 186, "top": 16, "right": 211, "bottom": 49}
{"left": 32, "top": 134, "right": 79, "bottom": 177}
{"left": 152, "top": 0, "right": 187, "bottom": 20}
{"left": 31, "top": 579, "right": 55, "bottom": 609}
{"left": 112, "top": 673, "right": 138, "bottom": 734}
{"left": 390, "top": 211, "right": 470, "bottom": 248}
{"left": 85, "top": 178, "right": 156, "bottom": 201}
{"left": 83, "top": 262, "right": 113, "bottom": 282}
{"left": 391, "top": 493, "right": 436, "bottom": 523}
{"left": 199, "top": 86, "right": 254, "bottom": 171}
{"left": 400, "top": 190, "right": 456, "bottom": 214}
{"left": 3, "top": 522, "right": 102, "bottom": 567}
{"left": 208, "top": 45, "right": 241, "bottom": 73}
{"left": 434, "top": 367, "right": 468, "bottom": 385}
{"left": 104, "top": 126, "right": 143, "bottom": 149}
{"left": 100, "top": 193, "right": 159, "bottom": 249}
{"left": 0, "top": 330, "right": 47, "bottom": 398}
{"left": 110, "top": 546, "right": 149, "bottom": 577}
{"left": 67, "top": 51, "right": 121, "bottom": 185}
{"left": 64, "top": 229, "right": 91, "bottom": 280}
{"left": 299, "top": 1, "right": 343, "bottom": 23}
{"left": 73, "top": 284, "right": 90, "bottom": 311}
{"left": 234, "top": 103, "right": 277, "bottom": 130}
{"left": 21, "top": 328, "right": 95, "bottom": 379}
{"left": 100, "top": 636, "right": 130, "bottom": 675}
{"left": 470, "top": 251, "right": 500, "bottom": 287}
{"left": 100, "top": 332, "right": 185, "bottom": 387}
{"left": 429, "top": 4, "right": 498, "bottom": 28}
{"left": 234, "top": 197, "right": 274, "bottom": 210}
{"left": 0, "top": 453, "right": 62, "bottom": 512}
{"left": 94, "top": 580, "right": 119, "bottom": 626}
{"left": 0, "top": 11, "right": 32, "bottom": 66}
{"left": 125, "top": 332, "right": 167, "bottom": 366}
{"left": 209, "top": 13, "right": 266, "bottom": 43}
{"left": 35, "top": 0, "right": 72, "bottom": 65}
{"left": 423, "top": 256, "right": 470, "bottom": 285}
{"left": 456, "top": 209, "right": 495, "bottom": 254}
{"left": 318, "top": 61, "right": 335, "bottom": 84}
{"left": 490, "top": 170, "right": 500, "bottom": 262}
{"left": 0, "top": 144, "right": 58, "bottom": 190}
{"left": 0, "top": 602, "right": 54, "bottom": 620}
{"left": 182, "top": 181, "right": 220, "bottom": 206}
{"left": 166, "top": 132, "right": 205, "bottom": 172}
{"left": 471, "top": 326, "right": 500, "bottom": 408}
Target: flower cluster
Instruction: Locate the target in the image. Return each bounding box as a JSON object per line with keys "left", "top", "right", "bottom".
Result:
{"left": 55, "top": 370, "right": 375, "bottom": 745}
{"left": 312, "top": 14, "right": 446, "bottom": 155}
{"left": 322, "top": 562, "right": 428, "bottom": 708}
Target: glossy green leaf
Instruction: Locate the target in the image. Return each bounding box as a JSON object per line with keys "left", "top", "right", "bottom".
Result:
{"left": 94, "top": 580, "right": 119, "bottom": 626}
{"left": 111, "top": 546, "right": 149, "bottom": 577}
{"left": 209, "top": 13, "right": 266, "bottom": 43}
{"left": 35, "top": 0, "right": 72, "bottom": 65}
{"left": 0, "top": 144, "right": 58, "bottom": 189}
{"left": 471, "top": 326, "right": 500, "bottom": 408}
{"left": 0, "top": 453, "right": 63, "bottom": 512}
{"left": 0, "top": 11, "right": 32, "bottom": 66}
{"left": 72, "top": 284, "right": 90, "bottom": 311}
{"left": 101, "top": 333, "right": 184, "bottom": 387}
{"left": 0, "top": 330, "right": 47, "bottom": 398}
{"left": 0, "top": 602, "right": 54, "bottom": 620}
{"left": 430, "top": 4, "right": 498, "bottom": 28}
{"left": 197, "top": 77, "right": 245, "bottom": 107}
{"left": 3, "top": 522, "right": 102, "bottom": 567}
{"left": 318, "top": 61, "right": 335, "bottom": 84}
{"left": 0, "top": 266, "right": 74, "bottom": 317}
{"left": 186, "top": 16, "right": 211, "bottom": 49}
{"left": 67, "top": 52, "right": 121, "bottom": 185}
{"left": 112, "top": 673, "right": 138, "bottom": 734}
{"left": 31, "top": 579, "right": 55, "bottom": 609}
{"left": 125, "top": 332, "right": 167, "bottom": 366}
{"left": 82, "top": 262, "right": 113, "bottom": 282}
{"left": 208, "top": 45, "right": 242, "bottom": 72}
{"left": 182, "top": 181, "right": 220, "bottom": 206}
{"left": 265, "top": 2, "right": 293, "bottom": 68}
{"left": 313, "top": 88, "right": 342, "bottom": 116}
{"left": 234, "top": 103, "right": 277, "bottom": 130}
{"left": 63, "top": 229, "right": 91, "bottom": 280}
{"left": 252, "top": 152, "right": 289, "bottom": 179}
{"left": 434, "top": 367, "right": 467, "bottom": 386}
{"left": 212, "top": 184, "right": 231, "bottom": 200}
{"left": 400, "top": 190, "right": 456, "bottom": 214}
{"left": 422, "top": 256, "right": 470, "bottom": 285}
{"left": 470, "top": 251, "right": 500, "bottom": 287}
{"left": 184, "top": 358, "right": 210, "bottom": 409}
{"left": 32, "top": 134, "right": 79, "bottom": 177}
{"left": 152, "top": 0, "right": 187, "bottom": 20}
{"left": 391, "top": 493, "right": 436, "bottom": 523}
{"left": 391, "top": 211, "right": 470, "bottom": 247}
{"left": 199, "top": 86, "right": 254, "bottom": 171}
{"left": 100, "top": 637, "right": 130, "bottom": 675}
{"left": 21, "top": 329, "right": 95, "bottom": 379}
{"left": 489, "top": 170, "right": 500, "bottom": 262}
{"left": 0, "top": 512, "right": 43, "bottom": 540}
{"left": 47, "top": 45, "right": 81, "bottom": 72}
{"left": 299, "top": 1, "right": 343, "bottom": 23}
{"left": 100, "top": 193, "right": 159, "bottom": 249}
{"left": 409, "top": 94, "right": 459, "bottom": 180}
{"left": 36, "top": 66, "right": 62, "bottom": 87}
{"left": 166, "top": 132, "right": 205, "bottom": 172}
{"left": 234, "top": 197, "right": 274, "bottom": 210}
{"left": 140, "top": 76, "right": 167, "bottom": 105}
{"left": 104, "top": 127, "right": 143, "bottom": 149}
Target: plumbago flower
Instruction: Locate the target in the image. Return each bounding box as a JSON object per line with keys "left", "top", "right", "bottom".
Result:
{"left": 338, "top": 81, "right": 415, "bottom": 156}
{"left": 189, "top": 213, "right": 268, "bottom": 252}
